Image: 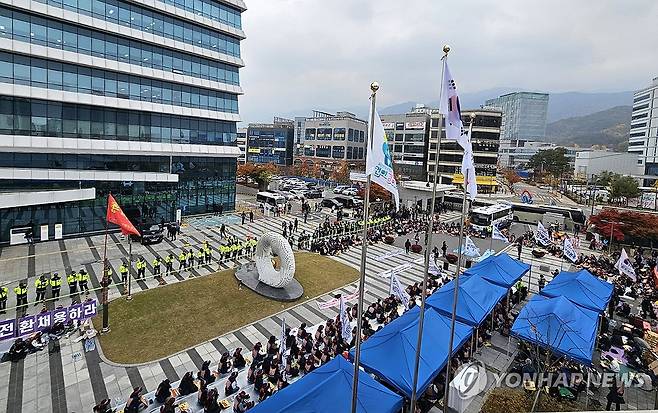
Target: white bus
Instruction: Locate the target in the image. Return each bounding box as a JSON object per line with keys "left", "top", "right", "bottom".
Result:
{"left": 470, "top": 203, "right": 513, "bottom": 232}
{"left": 256, "top": 191, "right": 286, "bottom": 207}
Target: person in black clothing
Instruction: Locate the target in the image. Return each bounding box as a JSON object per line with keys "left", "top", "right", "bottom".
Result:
{"left": 178, "top": 372, "right": 198, "bottom": 396}
{"left": 241, "top": 212, "right": 246, "bottom": 225}
{"left": 92, "top": 399, "right": 113, "bottom": 413}
{"left": 249, "top": 210, "right": 254, "bottom": 223}
{"left": 125, "top": 387, "right": 148, "bottom": 413}
{"left": 517, "top": 240, "right": 523, "bottom": 260}
{"left": 225, "top": 371, "right": 239, "bottom": 396}
{"left": 441, "top": 241, "right": 448, "bottom": 257}
{"left": 154, "top": 379, "right": 171, "bottom": 403}
{"left": 204, "top": 388, "right": 221, "bottom": 413}
{"left": 200, "top": 360, "right": 215, "bottom": 384}
{"left": 606, "top": 375, "right": 624, "bottom": 411}
{"left": 233, "top": 348, "right": 246, "bottom": 369}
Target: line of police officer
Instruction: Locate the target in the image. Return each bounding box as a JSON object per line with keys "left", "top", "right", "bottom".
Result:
{"left": 0, "top": 238, "right": 259, "bottom": 312}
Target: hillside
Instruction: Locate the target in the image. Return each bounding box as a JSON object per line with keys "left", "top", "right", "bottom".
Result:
{"left": 545, "top": 106, "right": 632, "bottom": 150}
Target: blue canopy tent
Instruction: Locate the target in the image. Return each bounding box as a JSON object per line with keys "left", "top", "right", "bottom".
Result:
{"left": 426, "top": 274, "right": 508, "bottom": 326}
{"left": 511, "top": 295, "right": 599, "bottom": 365}
{"left": 351, "top": 306, "right": 472, "bottom": 398}
{"left": 249, "top": 356, "right": 403, "bottom": 413}
{"left": 539, "top": 269, "right": 613, "bottom": 313}
{"left": 463, "top": 253, "right": 530, "bottom": 288}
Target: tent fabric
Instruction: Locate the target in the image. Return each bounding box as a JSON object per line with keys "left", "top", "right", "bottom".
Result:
{"left": 463, "top": 253, "right": 530, "bottom": 288}
{"left": 248, "top": 356, "right": 403, "bottom": 413}
{"left": 539, "top": 269, "right": 613, "bottom": 313}
{"left": 511, "top": 295, "right": 599, "bottom": 365}
{"left": 351, "top": 306, "right": 472, "bottom": 398}
{"left": 426, "top": 274, "right": 508, "bottom": 326}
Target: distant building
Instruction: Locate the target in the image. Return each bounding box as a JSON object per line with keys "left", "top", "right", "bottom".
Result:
{"left": 427, "top": 108, "right": 502, "bottom": 194}
{"left": 296, "top": 110, "right": 368, "bottom": 176}
{"left": 381, "top": 105, "right": 431, "bottom": 181}
{"left": 499, "top": 140, "right": 581, "bottom": 170}
{"left": 237, "top": 128, "right": 247, "bottom": 164}
{"left": 485, "top": 92, "right": 549, "bottom": 141}
{"left": 574, "top": 150, "right": 642, "bottom": 180}
{"left": 628, "top": 77, "right": 658, "bottom": 177}
{"left": 293, "top": 117, "right": 306, "bottom": 156}
{"left": 246, "top": 118, "right": 295, "bottom": 166}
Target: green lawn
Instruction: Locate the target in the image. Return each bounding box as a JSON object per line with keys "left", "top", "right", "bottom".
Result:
{"left": 93, "top": 252, "right": 358, "bottom": 364}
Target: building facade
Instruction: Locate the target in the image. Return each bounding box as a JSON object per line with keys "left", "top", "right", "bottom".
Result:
{"left": 246, "top": 118, "right": 294, "bottom": 166}
{"left": 574, "top": 150, "right": 642, "bottom": 180}
{"left": 427, "top": 108, "right": 502, "bottom": 193}
{"left": 628, "top": 77, "right": 658, "bottom": 176}
{"left": 296, "top": 110, "right": 368, "bottom": 175}
{"left": 381, "top": 105, "right": 431, "bottom": 181}
{"left": 0, "top": 0, "right": 246, "bottom": 243}
{"left": 293, "top": 116, "right": 306, "bottom": 156}
{"left": 237, "top": 127, "right": 247, "bottom": 164}
{"left": 485, "top": 92, "right": 549, "bottom": 141}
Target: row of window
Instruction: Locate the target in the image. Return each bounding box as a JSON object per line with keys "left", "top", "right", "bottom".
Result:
{"left": 631, "top": 122, "right": 647, "bottom": 129}
{"left": 0, "top": 53, "right": 239, "bottom": 113}
{"left": 0, "top": 96, "right": 237, "bottom": 144}
{"left": 35, "top": 0, "right": 242, "bottom": 29}
{"left": 430, "top": 115, "right": 502, "bottom": 129}
{"left": 632, "top": 113, "right": 648, "bottom": 121}
{"left": 5, "top": 1, "right": 241, "bottom": 58}
{"left": 634, "top": 94, "right": 650, "bottom": 103}
{"left": 304, "top": 128, "right": 366, "bottom": 142}
{"left": 303, "top": 146, "right": 365, "bottom": 159}
{"left": 0, "top": 9, "right": 240, "bottom": 85}
{"left": 388, "top": 133, "right": 425, "bottom": 143}
{"left": 392, "top": 144, "right": 425, "bottom": 154}
{"left": 246, "top": 154, "right": 290, "bottom": 166}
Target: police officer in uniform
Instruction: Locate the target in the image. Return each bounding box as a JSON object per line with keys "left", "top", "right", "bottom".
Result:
{"left": 35, "top": 274, "right": 48, "bottom": 304}
{"left": 119, "top": 260, "right": 129, "bottom": 293}
{"left": 164, "top": 254, "right": 174, "bottom": 275}
{"left": 152, "top": 256, "right": 162, "bottom": 276}
{"left": 178, "top": 251, "right": 187, "bottom": 272}
{"left": 136, "top": 257, "right": 146, "bottom": 279}
{"left": 14, "top": 282, "right": 28, "bottom": 312}
{"left": 204, "top": 242, "right": 212, "bottom": 265}
{"left": 0, "top": 285, "right": 8, "bottom": 314}
{"left": 50, "top": 272, "right": 62, "bottom": 300}
{"left": 67, "top": 271, "right": 78, "bottom": 294}
{"left": 196, "top": 249, "right": 205, "bottom": 268}
{"left": 78, "top": 268, "right": 90, "bottom": 293}
{"left": 186, "top": 249, "right": 193, "bottom": 268}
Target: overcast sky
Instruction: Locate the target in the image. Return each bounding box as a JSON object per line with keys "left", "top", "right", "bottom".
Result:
{"left": 238, "top": 0, "right": 658, "bottom": 123}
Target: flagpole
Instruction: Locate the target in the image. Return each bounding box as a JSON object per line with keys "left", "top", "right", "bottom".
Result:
{"left": 409, "top": 45, "right": 450, "bottom": 413}
{"left": 443, "top": 113, "right": 476, "bottom": 413}
{"left": 350, "top": 81, "right": 378, "bottom": 413}
{"left": 101, "top": 195, "right": 111, "bottom": 333}
{"left": 126, "top": 235, "right": 133, "bottom": 300}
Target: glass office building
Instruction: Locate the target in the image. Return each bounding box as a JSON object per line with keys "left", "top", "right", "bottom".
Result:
{"left": 246, "top": 118, "right": 295, "bottom": 166}
{"left": 0, "top": 0, "right": 246, "bottom": 243}
{"left": 485, "top": 92, "right": 549, "bottom": 141}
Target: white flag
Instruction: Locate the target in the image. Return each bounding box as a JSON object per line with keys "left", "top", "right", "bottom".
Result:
{"left": 615, "top": 248, "right": 637, "bottom": 281}
{"left": 339, "top": 295, "right": 353, "bottom": 343}
{"left": 563, "top": 237, "right": 578, "bottom": 263}
{"left": 492, "top": 225, "right": 509, "bottom": 243}
{"left": 535, "top": 221, "right": 551, "bottom": 246}
{"left": 439, "top": 60, "right": 469, "bottom": 150}
{"left": 460, "top": 132, "right": 477, "bottom": 200}
{"left": 463, "top": 236, "right": 481, "bottom": 257}
{"left": 366, "top": 106, "right": 400, "bottom": 210}
{"left": 389, "top": 272, "right": 410, "bottom": 309}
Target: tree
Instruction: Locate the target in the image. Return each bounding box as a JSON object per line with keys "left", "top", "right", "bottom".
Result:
{"left": 502, "top": 169, "right": 522, "bottom": 193}
{"left": 357, "top": 182, "right": 391, "bottom": 204}
{"left": 594, "top": 170, "right": 615, "bottom": 187}
{"left": 527, "top": 148, "right": 569, "bottom": 179}
{"left": 236, "top": 162, "right": 278, "bottom": 190}
{"left": 589, "top": 208, "right": 658, "bottom": 245}
{"left": 609, "top": 175, "right": 640, "bottom": 204}
{"left": 330, "top": 161, "right": 350, "bottom": 184}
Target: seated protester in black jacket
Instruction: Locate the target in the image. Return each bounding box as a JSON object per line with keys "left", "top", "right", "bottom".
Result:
{"left": 154, "top": 379, "right": 172, "bottom": 403}
{"left": 204, "top": 388, "right": 221, "bottom": 413}
{"left": 219, "top": 352, "right": 233, "bottom": 374}
{"left": 200, "top": 360, "right": 215, "bottom": 384}
{"left": 232, "top": 348, "right": 246, "bottom": 369}
{"left": 178, "top": 372, "right": 198, "bottom": 396}
{"left": 225, "top": 371, "right": 240, "bottom": 396}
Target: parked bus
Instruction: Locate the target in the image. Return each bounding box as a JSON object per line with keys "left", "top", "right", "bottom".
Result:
{"left": 256, "top": 192, "right": 286, "bottom": 207}
{"left": 470, "top": 203, "right": 513, "bottom": 232}
{"left": 511, "top": 203, "right": 586, "bottom": 230}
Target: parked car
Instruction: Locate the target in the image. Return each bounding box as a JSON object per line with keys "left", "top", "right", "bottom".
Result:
{"left": 321, "top": 198, "right": 342, "bottom": 209}
{"left": 334, "top": 196, "right": 362, "bottom": 209}
{"left": 342, "top": 188, "right": 358, "bottom": 197}
{"left": 140, "top": 224, "right": 164, "bottom": 244}
{"left": 333, "top": 185, "right": 349, "bottom": 194}
{"left": 288, "top": 189, "right": 307, "bottom": 200}
{"left": 303, "top": 189, "right": 323, "bottom": 199}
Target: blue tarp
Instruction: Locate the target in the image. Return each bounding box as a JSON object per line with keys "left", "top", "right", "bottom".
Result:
{"left": 511, "top": 295, "right": 599, "bottom": 365}
{"left": 426, "top": 274, "right": 508, "bottom": 326}
{"left": 539, "top": 269, "right": 613, "bottom": 313}
{"left": 463, "top": 253, "right": 530, "bottom": 288}
{"left": 249, "top": 356, "right": 403, "bottom": 413}
{"left": 351, "top": 306, "right": 472, "bottom": 398}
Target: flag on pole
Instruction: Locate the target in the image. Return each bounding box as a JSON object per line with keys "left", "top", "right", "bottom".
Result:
{"left": 279, "top": 318, "right": 287, "bottom": 369}
{"left": 535, "top": 221, "right": 551, "bottom": 246}
{"left": 339, "top": 295, "right": 352, "bottom": 343}
{"left": 389, "top": 272, "right": 410, "bottom": 309}
{"left": 460, "top": 130, "right": 477, "bottom": 200}
{"left": 492, "top": 225, "right": 509, "bottom": 243}
{"left": 366, "top": 105, "right": 400, "bottom": 210}
{"left": 463, "top": 236, "right": 481, "bottom": 257}
{"left": 438, "top": 60, "right": 469, "bottom": 150}
{"left": 615, "top": 248, "right": 637, "bottom": 281}
{"left": 106, "top": 194, "right": 140, "bottom": 236}
{"left": 563, "top": 237, "right": 578, "bottom": 263}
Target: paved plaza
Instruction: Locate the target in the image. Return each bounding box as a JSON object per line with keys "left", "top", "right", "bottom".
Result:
{"left": 0, "top": 210, "right": 655, "bottom": 412}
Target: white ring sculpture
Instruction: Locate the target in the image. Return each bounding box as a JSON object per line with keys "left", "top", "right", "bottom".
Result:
{"left": 255, "top": 232, "right": 296, "bottom": 288}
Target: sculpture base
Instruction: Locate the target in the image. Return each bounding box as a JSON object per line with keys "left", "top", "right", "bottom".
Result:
{"left": 234, "top": 262, "right": 303, "bottom": 302}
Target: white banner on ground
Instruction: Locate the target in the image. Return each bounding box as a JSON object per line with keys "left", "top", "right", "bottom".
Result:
{"left": 378, "top": 262, "right": 414, "bottom": 278}
{"left": 535, "top": 221, "right": 552, "bottom": 246}
{"left": 375, "top": 248, "right": 405, "bottom": 262}
{"left": 318, "top": 289, "right": 358, "bottom": 309}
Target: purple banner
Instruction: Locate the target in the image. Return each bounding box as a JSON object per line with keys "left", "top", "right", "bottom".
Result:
{"left": 0, "top": 299, "right": 98, "bottom": 341}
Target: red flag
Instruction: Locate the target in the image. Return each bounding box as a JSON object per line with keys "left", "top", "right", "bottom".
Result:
{"left": 106, "top": 194, "right": 140, "bottom": 236}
